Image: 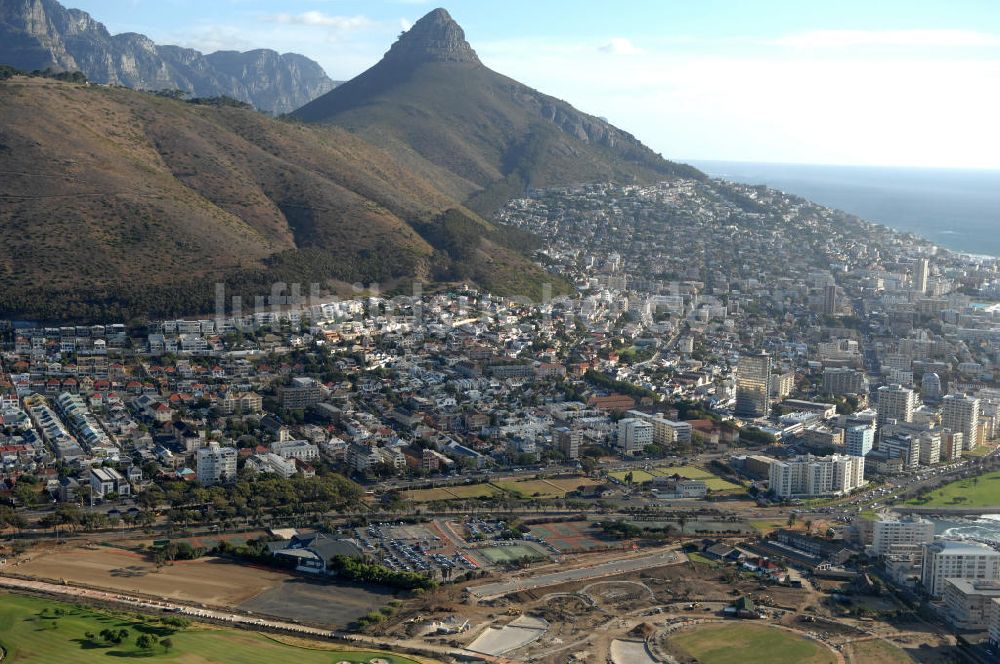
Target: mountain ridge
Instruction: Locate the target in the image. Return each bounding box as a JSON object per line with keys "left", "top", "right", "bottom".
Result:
{"left": 293, "top": 7, "right": 704, "bottom": 213}
{"left": 0, "top": 0, "right": 337, "bottom": 114}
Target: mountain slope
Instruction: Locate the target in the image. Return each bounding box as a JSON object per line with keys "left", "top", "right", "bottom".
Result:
{"left": 293, "top": 8, "right": 703, "bottom": 213}
{"left": 0, "top": 0, "right": 337, "bottom": 114}
{"left": 0, "top": 76, "right": 558, "bottom": 320}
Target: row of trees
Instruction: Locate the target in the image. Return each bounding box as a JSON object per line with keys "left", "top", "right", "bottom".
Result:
{"left": 328, "top": 554, "right": 438, "bottom": 591}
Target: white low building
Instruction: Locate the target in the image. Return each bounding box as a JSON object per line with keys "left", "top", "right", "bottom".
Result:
{"left": 922, "top": 540, "right": 1000, "bottom": 598}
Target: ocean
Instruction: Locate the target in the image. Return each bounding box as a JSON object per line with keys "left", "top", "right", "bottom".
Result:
{"left": 689, "top": 160, "right": 1000, "bottom": 258}
{"left": 934, "top": 515, "right": 1000, "bottom": 543}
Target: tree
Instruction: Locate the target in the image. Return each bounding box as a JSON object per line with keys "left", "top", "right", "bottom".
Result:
{"left": 787, "top": 513, "right": 797, "bottom": 528}
{"left": 161, "top": 637, "right": 174, "bottom": 652}
{"left": 136, "top": 634, "right": 158, "bottom": 650}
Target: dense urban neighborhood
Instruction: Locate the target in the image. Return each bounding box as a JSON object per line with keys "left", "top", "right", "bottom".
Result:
{"left": 2, "top": 176, "right": 1000, "bottom": 663}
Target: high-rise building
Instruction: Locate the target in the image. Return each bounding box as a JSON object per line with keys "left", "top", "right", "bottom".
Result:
{"left": 196, "top": 441, "right": 238, "bottom": 486}
{"left": 616, "top": 418, "right": 653, "bottom": 456}
{"left": 768, "top": 454, "right": 865, "bottom": 498}
{"left": 823, "top": 284, "right": 839, "bottom": 316}
{"left": 921, "top": 372, "right": 942, "bottom": 400}
{"left": 879, "top": 434, "right": 921, "bottom": 469}
{"left": 736, "top": 352, "right": 772, "bottom": 417}
{"left": 872, "top": 514, "right": 935, "bottom": 556}
{"left": 845, "top": 424, "right": 875, "bottom": 457}
{"left": 877, "top": 384, "right": 917, "bottom": 430}
{"left": 918, "top": 431, "right": 941, "bottom": 465}
{"left": 941, "top": 429, "right": 965, "bottom": 461}
{"left": 922, "top": 540, "right": 1000, "bottom": 598}
{"left": 914, "top": 258, "right": 929, "bottom": 294}
{"left": 822, "top": 367, "right": 867, "bottom": 396}
{"left": 278, "top": 376, "right": 324, "bottom": 409}
{"left": 553, "top": 426, "right": 580, "bottom": 459}
{"left": 942, "top": 393, "right": 981, "bottom": 450}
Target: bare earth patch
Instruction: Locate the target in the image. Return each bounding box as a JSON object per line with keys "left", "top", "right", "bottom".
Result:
{"left": 16, "top": 546, "right": 290, "bottom": 605}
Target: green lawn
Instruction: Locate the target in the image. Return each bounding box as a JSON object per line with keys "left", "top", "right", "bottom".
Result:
{"left": 670, "top": 623, "right": 836, "bottom": 664}
{"left": 964, "top": 445, "right": 995, "bottom": 458}
{"left": 608, "top": 469, "right": 656, "bottom": 484}
{"left": 614, "top": 465, "right": 742, "bottom": 492}
{"left": 905, "top": 471, "right": 1000, "bottom": 508}
{"left": 0, "top": 593, "right": 423, "bottom": 664}
{"left": 687, "top": 552, "right": 721, "bottom": 567}
{"left": 662, "top": 465, "right": 713, "bottom": 479}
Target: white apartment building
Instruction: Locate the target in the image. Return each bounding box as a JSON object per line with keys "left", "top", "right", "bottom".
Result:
{"left": 617, "top": 418, "right": 653, "bottom": 456}
{"left": 845, "top": 424, "right": 875, "bottom": 457}
{"left": 871, "top": 515, "right": 935, "bottom": 557}
{"left": 271, "top": 439, "right": 320, "bottom": 462}
{"left": 918, "top": 431, "right": 941, "bottom": 465}
{"left": 878, "top": 384, "right": 917, "bottom": 429}
{"left": 89, "top": 467, "right": 130, "bottom": 498}
{"left": 246, "top": 452, "right": 297, "bottom": 479}
{"left": 941, "top": 394, "right": 981, "bottom": 450}
{"left": 195, "top": 441, "right": 238, "bottom": 486}
{"left": 626, "top": 410, "right": 693, "bottom": 445}
{"left": 943, "top": 578, "right": 1000, "bottom": 630}
{"left": 769, "top": 454, "right": 865, "bottom": 498}
{"left": 922, "top": 540, "right": 1000, "bottom": 598}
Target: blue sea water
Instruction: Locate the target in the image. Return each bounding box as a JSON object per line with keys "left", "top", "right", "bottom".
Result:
{"left": 689, "top": 160, "right": 1000, "bottom": 258}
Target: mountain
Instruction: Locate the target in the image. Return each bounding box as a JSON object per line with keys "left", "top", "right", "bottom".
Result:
{"left": 293, "top": 8, "right": 703, "bottom": 213}
{"left": 0, "top": 76, "right": 558, "bottom": 320}
{"left": 0, "top": 0, "right": 337, "bottom": 114}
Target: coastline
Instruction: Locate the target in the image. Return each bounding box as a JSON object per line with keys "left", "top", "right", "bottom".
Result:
{"left": 690, "top": 159, "right": 1000, "bottom": 259}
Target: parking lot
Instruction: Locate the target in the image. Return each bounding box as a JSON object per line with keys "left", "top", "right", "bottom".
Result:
{"left": 354, "top": 522, "right": 480, "bottom": 576}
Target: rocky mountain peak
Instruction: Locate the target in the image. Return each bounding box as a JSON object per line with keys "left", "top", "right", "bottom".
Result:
{"left": 384, "top": 7, "right": 480, "bottom": 66}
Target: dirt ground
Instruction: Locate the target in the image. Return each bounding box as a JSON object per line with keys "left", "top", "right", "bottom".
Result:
{"left": 240, "top": 576, "right": 397, "bottom": 628}
{"left": 13, "top": 545, "right": 290, "bottom": 605}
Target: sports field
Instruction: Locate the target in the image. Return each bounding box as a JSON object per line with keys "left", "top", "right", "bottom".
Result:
{"left": 610, "top": 465, "right": 741, "bottom": 492}
{"left": 669, "top": 623, "right": 836, "bottom": 664}
{"left": 0, "top": 593, "right": 426, "bottom": 663}
{"left": 402, "top": 483, "right": 501, "bottom": 502}
{"left": 905, "top": 471, "right": 1000, "bottom": 508}
{"left": 492, "top": 479, "right": 559, "bottom": 498}
{"left": 478, "top": 543, "right": 546, "bottom": 564}
{"left": 403, "top": 477, "right": 598, "bottom": 502}
{"left": 608, "top": 469, "right": 656, "bottom": 483}
{"left": 529, "top": 520, "right": 611, "bottom": 551}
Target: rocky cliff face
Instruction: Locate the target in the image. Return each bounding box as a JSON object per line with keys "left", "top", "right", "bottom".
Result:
{"left": 381, "top": 8, "right": 481, "bottom": 66}
{"left": 0, "top": 0, "right": 337, "bottom": 113}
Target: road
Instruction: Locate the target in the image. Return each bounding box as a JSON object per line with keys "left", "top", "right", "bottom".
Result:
{"left": 466, "top": 548, "right": 683, "bottom": 600}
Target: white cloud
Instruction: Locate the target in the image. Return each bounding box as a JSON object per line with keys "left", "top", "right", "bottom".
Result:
{"left": 477, "top": 37, "right": 1000, "bottom": 168}
{"left": 399, "top": 18, "right": 413, "bottom": 32}
{"left": 772, "top": 29, "right": 1000, "bottom": 49}
{"left": 598, "top": 37, "right": 640, "bottom": 55}
{"left": 265, "top": 12, "right": 373, "bottom": 30}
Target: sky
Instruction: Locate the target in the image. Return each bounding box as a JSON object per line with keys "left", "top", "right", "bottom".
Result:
{"left": 65, "top": 0, "right": 1000, "bottom": 169}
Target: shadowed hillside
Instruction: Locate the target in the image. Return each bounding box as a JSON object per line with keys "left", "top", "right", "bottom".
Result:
{"left": 0, "top": 76, "right": 559, "bottom": 320}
